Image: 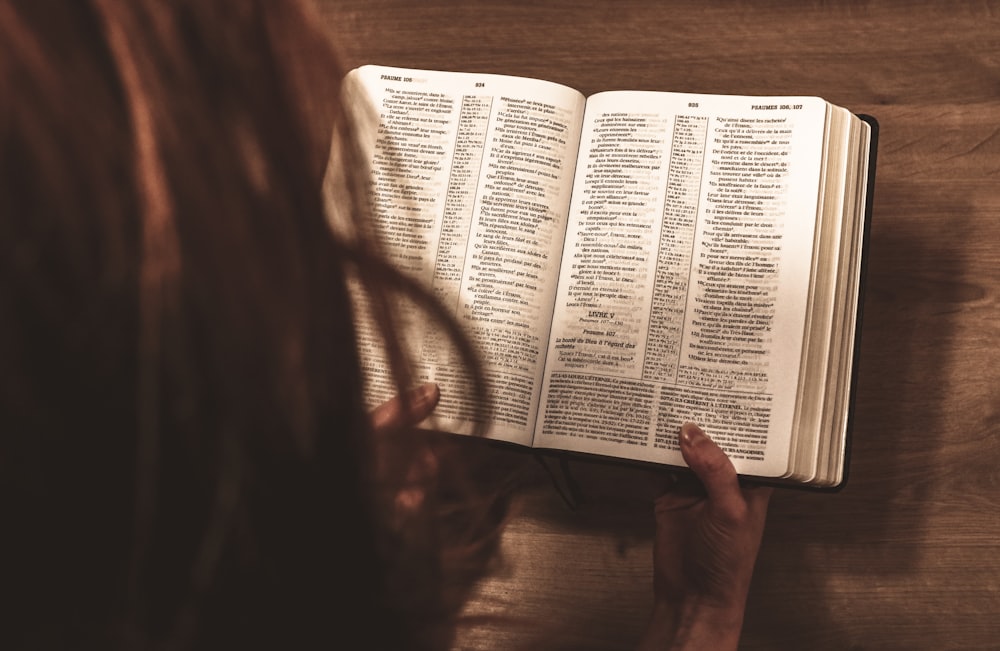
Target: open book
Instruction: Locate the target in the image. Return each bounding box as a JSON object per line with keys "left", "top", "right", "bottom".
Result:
{"left": 335, "top": 64, "right": 878, "bottom": 489}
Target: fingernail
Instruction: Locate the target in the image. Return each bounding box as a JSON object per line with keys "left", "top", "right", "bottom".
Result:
{"left": 679, "top": 422, "right": 706, "bottom": 447}
{"left": 412, "top": 382, "right": 439, "bottom": 409}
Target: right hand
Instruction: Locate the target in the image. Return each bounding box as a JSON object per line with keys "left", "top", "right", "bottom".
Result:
{"left": 639, "top": 422, "right": 772, "bottom": 650}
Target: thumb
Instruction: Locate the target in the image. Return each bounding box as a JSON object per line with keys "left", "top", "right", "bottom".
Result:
{"left": 678, "top": 422, "right": 743, "bottom": 514}
{"left": 369, "top": 382, "right": 441, "bottom": 434}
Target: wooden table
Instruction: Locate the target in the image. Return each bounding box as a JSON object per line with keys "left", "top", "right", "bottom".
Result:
{"left": 318, "top": 1, "right": 1000, "bottom": 648}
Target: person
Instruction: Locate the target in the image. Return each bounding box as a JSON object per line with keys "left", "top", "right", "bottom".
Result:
{"left": 0, "top": 1, "right": 770, "bottom": 649}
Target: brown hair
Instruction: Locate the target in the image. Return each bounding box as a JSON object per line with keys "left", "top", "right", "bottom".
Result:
{"left": 0, "top": 1, "right": 506, "bottom": 648}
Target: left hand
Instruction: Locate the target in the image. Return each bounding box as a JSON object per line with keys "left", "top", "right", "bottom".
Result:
{"left": 368, "top": 382, "right": 441, "bottom": 436}
{"left": 368, "top": 382, "right": 442, "bottom": 519}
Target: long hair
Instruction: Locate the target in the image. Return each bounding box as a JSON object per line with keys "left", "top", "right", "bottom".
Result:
{"left": 0, "top": 1, "right": 506, "bottom": 648}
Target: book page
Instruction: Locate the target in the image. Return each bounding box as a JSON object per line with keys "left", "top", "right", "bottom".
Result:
{"left": 533, "top": 91, "right": 827, "bottom": 478}
{"left": 339, "top": 66, "right": 586, "bottom": 446}
{"left": 787, "top": 104, "right": 858, "bottom": 483}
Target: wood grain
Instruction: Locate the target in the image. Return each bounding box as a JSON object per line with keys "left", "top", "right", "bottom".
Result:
{"left": 316, "top": 1, "right": 1000, "bottom": 648}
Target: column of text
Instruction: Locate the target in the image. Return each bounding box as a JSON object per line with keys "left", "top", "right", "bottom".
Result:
{"left": 455, "top": 97, "right": 576, "bottom": 427}
{"left": 553, "top": 111, "right": 669, "bottom": 374}
{"left": 680, "top": 116, "right": 794, "bottom": 393}
{"left": 642, "top": 115, "right": 708, "bottom": 383}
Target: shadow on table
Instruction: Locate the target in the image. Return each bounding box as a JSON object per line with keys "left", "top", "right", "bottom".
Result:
{"left": 740, "top": 180, "right": 968, "bottom": 649}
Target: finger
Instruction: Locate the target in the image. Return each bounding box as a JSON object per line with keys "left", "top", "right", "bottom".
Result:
{"left": 742, "top": 483, "right": 774, "bottom": 518}
{"left": 369, "top": 382, "right": 440, "bottom": 434}
{"left": 657, "top": 469, "right": 708, "bottom": 501}
{"left": 678, "top": 422, "right": 744, "bottom": 515}
{"left": 654, "top": 489, "right": 706, "bottom": 513}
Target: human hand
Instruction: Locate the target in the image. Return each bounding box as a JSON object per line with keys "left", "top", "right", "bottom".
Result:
{"left": 368, "top": 382, "right": 442, "bottom": 520}
{"left": 639, "top": 422, "right": 772, "bottom": 651}
{"left": 369, "top": 382, "right": 441, "bottom": 436}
